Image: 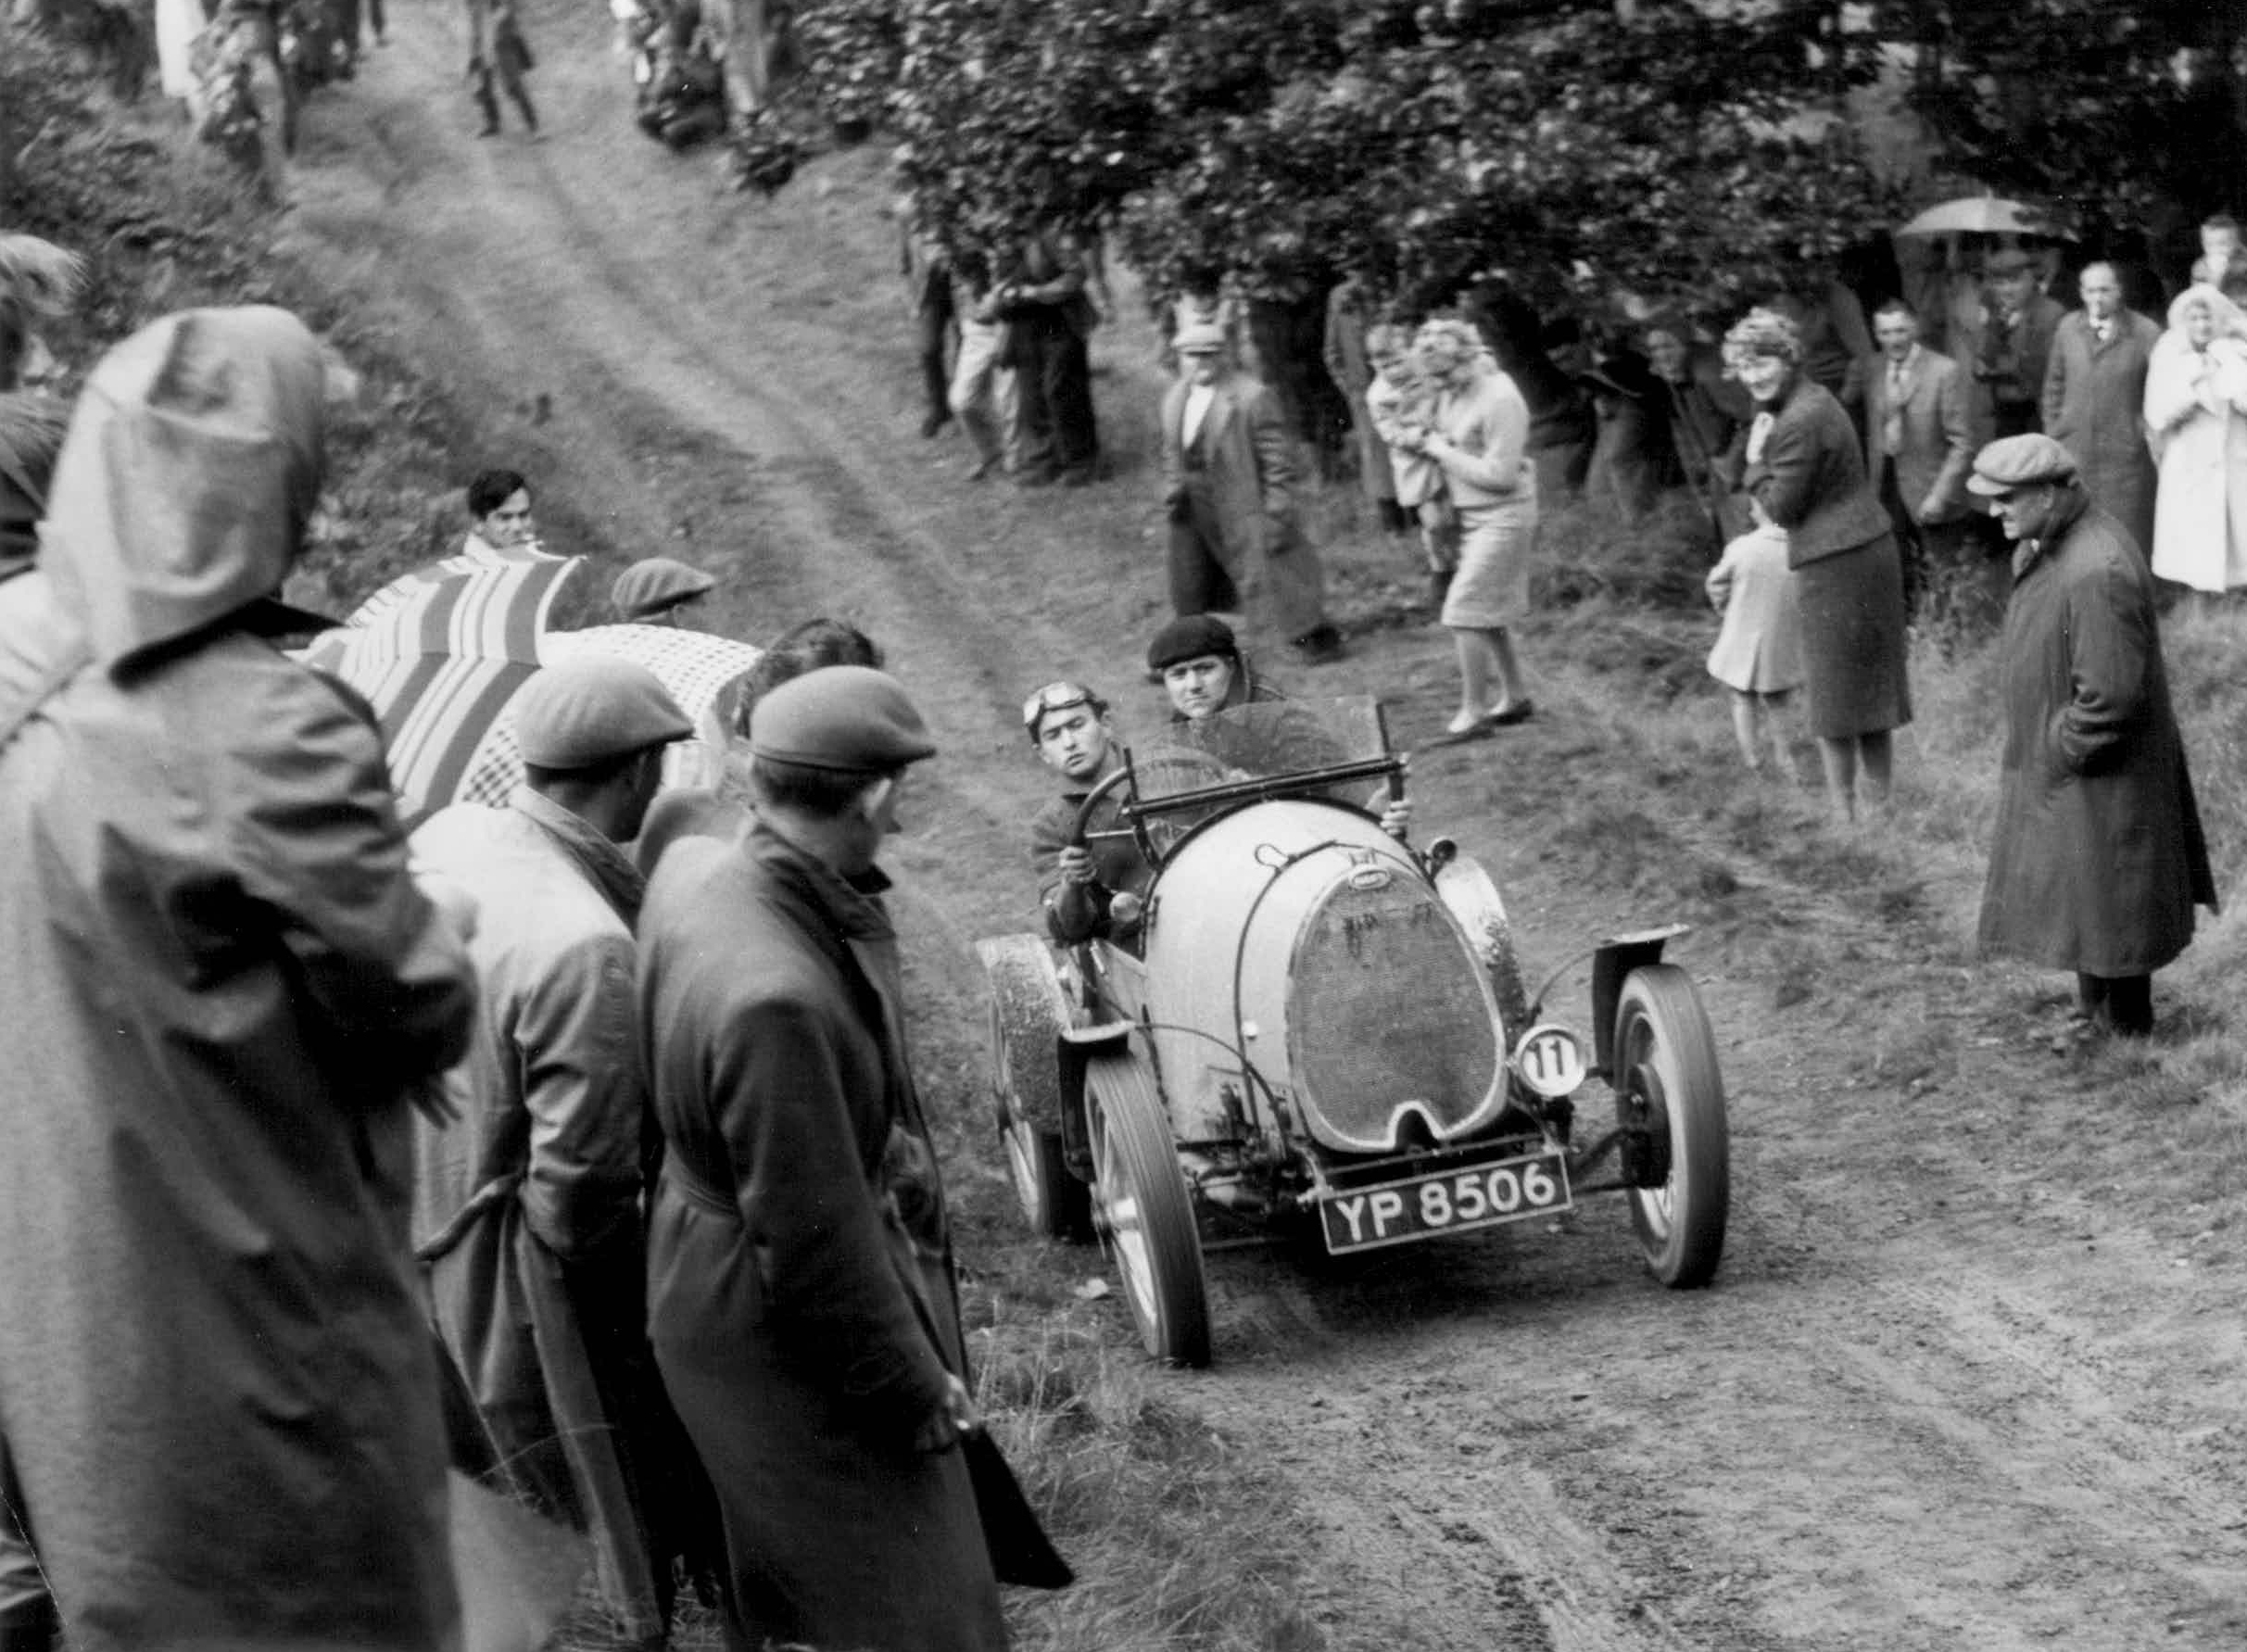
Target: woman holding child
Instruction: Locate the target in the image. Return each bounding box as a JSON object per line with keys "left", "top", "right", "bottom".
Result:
{"left": 1725, "top": 308, "right": 1911, "bottom": 822}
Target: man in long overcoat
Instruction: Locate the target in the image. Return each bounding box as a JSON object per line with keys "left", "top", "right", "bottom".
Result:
{"left": 1162, "top": 322, "right": 1342, "bottom": 663}
{"left": 411, "top": 656, "right": 698, "bottom": 1648}
{"left": 637, "top": 666, "right": 1005, "bottom": 1652}
{"left": 0, "top": 307, "right": 475, "bottom": 1650}
{"left": 1969, "top": 434, "right": 2216, "bottom": 1044}
{"left": 2041, "top": 262, "right": 2162, "bottom": 558}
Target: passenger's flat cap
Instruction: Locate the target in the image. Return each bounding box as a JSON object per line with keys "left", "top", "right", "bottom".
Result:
{"left": 749, "top": 664, "right": 936, "bottom": 772}
{"left": 515, "top": 655, "right": 693, "bottom": 769}
{"left": 1966, "top": 433, "right": 2079, "bottom": 496}
{"left": 1146, "top": 613, "right": 1239, "bottom": 672}
{"left": 611, "top": 557, "right": 716, "bottom": 620}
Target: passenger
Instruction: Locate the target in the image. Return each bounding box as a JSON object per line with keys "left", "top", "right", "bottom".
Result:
{"left": 1023, "top": 679, "right": 1151, "bottom": 947}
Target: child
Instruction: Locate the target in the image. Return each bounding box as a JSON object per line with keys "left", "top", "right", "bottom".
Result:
{"left": 1705, "top": 496, "right": 1803, "bottom": 779}
{"left": 1364, "top": 321, "right": 1458, "bottom": 613}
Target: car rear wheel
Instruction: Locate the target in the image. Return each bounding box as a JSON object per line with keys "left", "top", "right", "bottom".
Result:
{"left": 990, "top": 998, "right": 1089, "bottom": 1241}
{"left": 1084, "top": 1053, "right": 1210, "bottom": 1367}
{"left": 1614, "top": 965, "right": 1729, "bottom": 1289}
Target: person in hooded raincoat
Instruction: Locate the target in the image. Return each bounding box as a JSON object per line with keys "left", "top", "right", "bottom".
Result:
{"left": 0, "top": 306, "right": 476, "bottom": 1652}
{"left": 1969, "top": 434, "right": 2217, "bottom": 1045}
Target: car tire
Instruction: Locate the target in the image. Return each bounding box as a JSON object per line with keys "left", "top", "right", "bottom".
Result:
{"left": 1614, "top": 964, "right": 1729, "bottom": 1289}
{"left": 989, "top": 997, "right": 1090, "bottom": 1242}
{"left": 1085, "top": 1052, "right": 1211, "bottom": 1367}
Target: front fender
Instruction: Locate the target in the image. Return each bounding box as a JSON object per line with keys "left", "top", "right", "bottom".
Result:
{"left": 1589, "top": 926, "right": 1690, "bottom": 1076}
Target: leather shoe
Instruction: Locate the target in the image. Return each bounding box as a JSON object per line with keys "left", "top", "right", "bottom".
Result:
{"left": 1487, "top": 700, "right": 1535, "bottom": 726}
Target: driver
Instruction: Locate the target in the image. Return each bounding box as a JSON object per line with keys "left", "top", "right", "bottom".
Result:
{"left": 1146, "top": 614, "right": 1414, "bottom": 839}
{"left": 1023, "top": 680, "right": 1153, "bottom": 947}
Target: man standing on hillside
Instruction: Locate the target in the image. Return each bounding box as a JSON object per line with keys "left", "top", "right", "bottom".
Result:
{"left": 2041, "top": 263, "right": 2161, "bottom": 559}
{"left": 1976, "top": 249, "right": 2065, "bottom": 440}
{"left": 0, "top": 306, "right": 474, "bottom": 1652}
{"left": 638, "top": 666, "right": 1005, "bottom": 1652}
{"left": 411, "top": 655, "right": 698, "bottom": 1650}
{"left": 1970, "top": 434, "right": 2216, "bottom": 1050}
{"left": 1863, "top": 297, "right": 1974, "bottom": 612}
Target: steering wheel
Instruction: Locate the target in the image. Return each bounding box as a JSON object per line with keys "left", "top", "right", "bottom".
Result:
{"left": 1071, "top": 746, "right": 1238, "bottom": 868}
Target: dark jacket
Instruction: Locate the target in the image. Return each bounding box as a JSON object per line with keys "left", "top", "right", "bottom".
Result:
{"left": 1745, "top": 373, "right": 1893, "bottom": 567}
{"left": 639, "top": 823, "right": 1004, "bottom": 1652}
{"left": 1029, "top": 785, "right": 1149, "bottom": 945}
{"left": 1977, "top": 491, "right": 2216, "bottom": 975}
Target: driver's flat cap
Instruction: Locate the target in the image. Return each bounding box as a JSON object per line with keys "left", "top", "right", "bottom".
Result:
{"left": 1966, "top": 433, "right": 2079, "bottom": 496}
{"left": 1146, "top": 613, "right": 1239, "bottom": 672}
{"left": 515, "top": 655, "right": 693, "bottom": 769}
{"left": 749, "top": 664, "right": 936, "bottom": 773}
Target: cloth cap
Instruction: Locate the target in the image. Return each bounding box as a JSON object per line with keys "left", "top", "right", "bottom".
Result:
{"left": 1984, "top": 248, "right": 2035, "bottom": 277}
{"left": 1173, "top": 321, "right": 1227, "bottom": 356}
{"left": 611, "top": 556, "right": 716, "bottom": 620}
{"left": 1965, "top": 433, "right": 2080, "bottom": 496}
{"left": 1145, "top": 613, "right": 1240, "bottom": 673}
{"left": 750, "top": 664, "right": 936, "bottom": 773}
{"left": 515, "top": 655, "right": 693, "bottom": 769}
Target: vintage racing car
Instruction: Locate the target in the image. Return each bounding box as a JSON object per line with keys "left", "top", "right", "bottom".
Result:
{"left": 978, "top": 697, "right": 1730, "bottom": 1367}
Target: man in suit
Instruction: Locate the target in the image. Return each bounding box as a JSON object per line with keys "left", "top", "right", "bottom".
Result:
{"left": 1976, "top": 249, "right": 2066, "bottom": 439}
{"left": 1865, "top": 297, "right": 1975, "bottom": 612}
{"left": 2041, "top": 262, "right": 2162, "bottom": 559}
{"left": 1160, "top": 322, "right": 1343, "bottom": 664}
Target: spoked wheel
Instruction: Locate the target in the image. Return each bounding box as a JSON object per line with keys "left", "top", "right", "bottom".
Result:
{"left": 989, "top": 998, "right": 1089, "bottom": 1241}
{"left": 1083, "top": 1053, "right": 1210, "bottom": 1367}
{"left": 1614, "top": 964, "right": 1729, "bottom": 1289}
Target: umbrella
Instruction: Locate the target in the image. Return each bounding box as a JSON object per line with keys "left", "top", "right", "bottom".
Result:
{"left": 454, "top": 622, "right": 765, "bottom": 809}
{"left": 1894, "top": 196, "right": 2062, "bottom": 240}
{"left": 298, "top": 549, "right": 586, "bottom": 825}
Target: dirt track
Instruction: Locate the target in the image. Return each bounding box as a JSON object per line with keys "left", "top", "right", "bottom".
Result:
{"left": 287, "top": 9, "right": 2247, "bottom": 1648}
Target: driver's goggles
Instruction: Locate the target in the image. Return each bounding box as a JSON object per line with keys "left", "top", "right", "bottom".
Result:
{"left": 1022, "top": 680, "right": 1106, "bottom": 738}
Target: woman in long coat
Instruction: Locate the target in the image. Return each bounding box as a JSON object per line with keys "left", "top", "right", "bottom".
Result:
{"left": 2144, "top": 284, "right": 2247, "bottom": 595}
{"left": 1406, "top": 317, "right": 1539, "bottom": 734}
{"left": 1971, "top": 437, "right": 2216, "bottom": 1040}
{"left": 1727, "top": 308, "right": 1912, "bottom": 821}
{"left": 0, "top": 308, "right": 474, "bottom": 1651}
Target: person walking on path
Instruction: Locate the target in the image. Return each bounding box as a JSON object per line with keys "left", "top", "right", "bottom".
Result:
{"left": 411, "top": 656, "right": 703, "bottom": 1651}
{"left": 0, "top": 306, "right": 476, "bottom": 1652}
{"left": 638, "top": 666, "right": 1007, "bottom": 1652}
{"left": 1398, "top": 316, "right": 1538, "bottom": 735}
{"left": 1728, "top": 308, "right": 1911, "bottom": 823}
{"left": 1969, "top": 434, "right": 2217, "bottom": 1049}
{"left": 1160, "top": 322, "right": 1344, "bottom": 664}
{"left": 1704, "top": 496, "right": 1803, "bottom": 781}
{"left": 2041, "top": 262, "right": 2161, "bottom": 561}
{"left": 468, "top": 0, "right": 538, "bottom": 135}
{"left": 1323, "top": 274, "right": 1405, "bottom": 533}
{"left": 2144, "top": 284, "right": 2247, "bottom": 596}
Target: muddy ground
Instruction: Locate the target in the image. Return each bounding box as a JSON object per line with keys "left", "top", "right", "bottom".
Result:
{"left": 281, "top": 6, "right": 2247, "bottom": 1647}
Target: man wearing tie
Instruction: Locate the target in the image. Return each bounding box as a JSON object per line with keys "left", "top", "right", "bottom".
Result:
{"left": 2042, "top": 262, "right": 2162, "bottom": 558}
{"left": 1159, "top": 322, "right": 1343, "bottom": 663}
{"left": 1863, "top": 298, "right": 1975, "bottom": 613}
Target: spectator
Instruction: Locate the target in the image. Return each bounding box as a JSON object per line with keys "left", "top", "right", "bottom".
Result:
{"left": 1862, "top": 296, "right": 1976, "bottom": 616}
{"left": 1322, "top": 274, "right": 1406, "bottom": 533}
{"left": 1728, "top": 307, "right": 1912, "bottom": 823}
{"left": 1770, "top": 273, "right": 1873, "bottom": 420}
{"left": 411, "top": 657, "right": 701, "bottom": 1650}
{"left": 612, "top": 555, "right": 718, "bottom": 625}
{"left": 1643, "top": 312, "right": 1753, "bottom": 546}
{"left": 638, "top": 666, "right": 1008, "bottom": 1652}
{"left": 463, "top": 466, "right": 540, "bottom": 559}
{"left": 948, "top": 247, "right": 1011, "bottom": 481}
{"left": 1160, "top": 322, "right": 1344, "bottom": 665}
{"left": 2144, "top": 284, "right": 2247, "bottom": 596}
{"left": 900, "top": 202, "right": 955, "bottom": 439}
{"left": 1401, "top": 317, "right": 1538, "bottom": 735}
{"left": 1976, "top": 248, "right": 2066, "bottom": 439}
{"left": 0, "top": 233, "right": 82, "bottom": 396}
{"left": 2041, "top": 261, "right": 2162, "bottom": 560}
{"left": 2187, "top": 211, "right": 2244, "bottom": 291}
{"left": 1573, "top": 335, "right": 1667, "bottom": 525}
{"left": 1021, "top": 680, "right": 1148, "bottom": 948}
{"left": 1704, "top": 495, "right": 1803, "bottom": 781}
{"left": 0, "top": 395, "right": 67, "bottom": 586}
{"left": 1365, "top": 320, "right": 1459, "bottom": 612}
{"left": 470, "top": 0, "right": 539, "bottom": 135}
{"left": 0, "top": 307, "right": 474, "bottom": 1651}
{"left": 1969, "top": 434, "right": 2216, "bottom": 1048}
{"left": 1001, "top": 227, "right": 1099, "bottom": 487}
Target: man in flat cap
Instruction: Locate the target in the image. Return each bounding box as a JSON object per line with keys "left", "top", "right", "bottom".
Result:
{"left": 1976, "top": 248, "right": 2065, "bottom": 441}
{"left": 1969, "top": 434, "right": 2216, "bottom": 1050}
{"left": 637, "top": 666, "right": 1007, "bottom": 1652}
{"left": 1161, "top": 322, "right": 1345, "bottom": 665}
{"left": 0, "top": 307, "right": 475, "bottom": 1652}
{"left": 410, "top": 654, "right": 701, "bottom": 1648}
{"left": 612, "top": 555, "right": 718, "bottom": 626}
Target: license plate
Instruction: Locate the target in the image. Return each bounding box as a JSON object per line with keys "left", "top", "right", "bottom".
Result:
{"left": 1319, "top": 1149, "right": 1572, "bottom": 1254}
